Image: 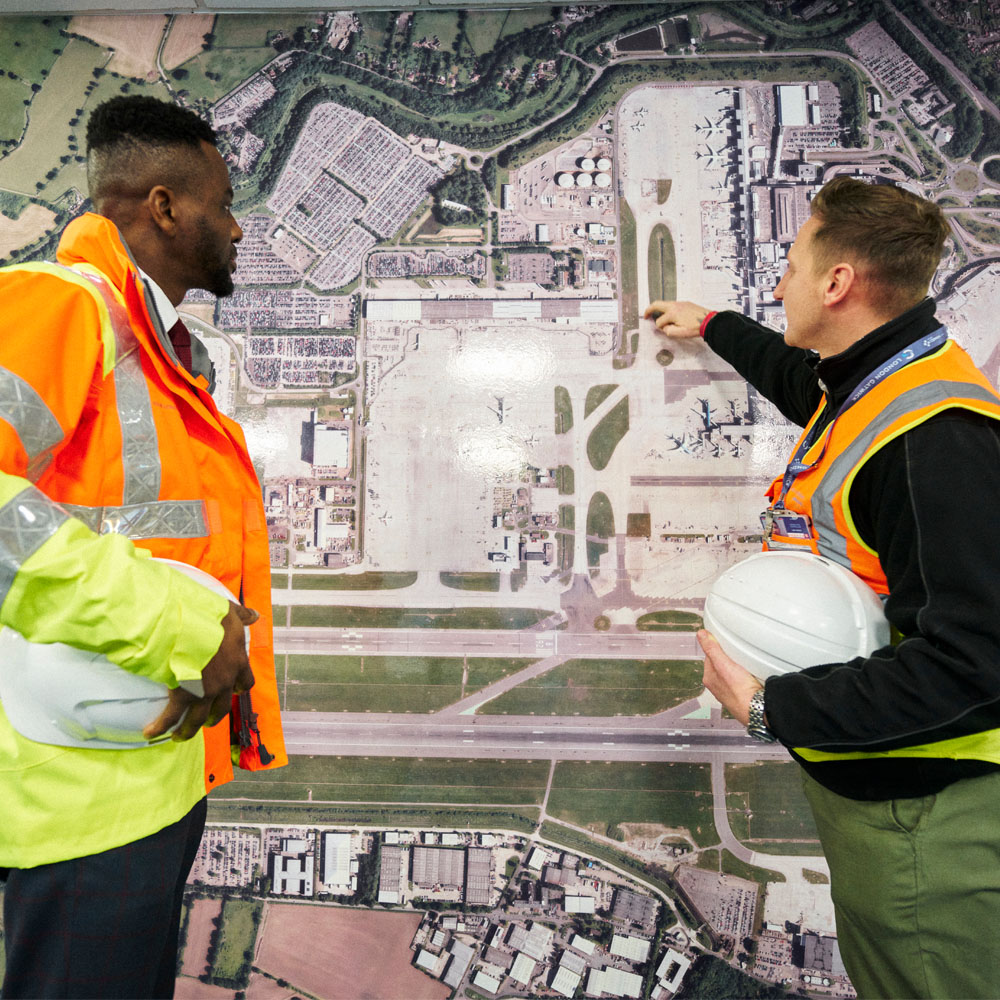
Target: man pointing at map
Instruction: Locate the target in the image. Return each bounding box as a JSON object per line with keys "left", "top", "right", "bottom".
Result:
{"left": 646, "top": 176, "right": 1000, "bottom": 999}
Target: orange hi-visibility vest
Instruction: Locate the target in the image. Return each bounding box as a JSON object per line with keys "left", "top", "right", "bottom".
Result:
{"left": 763, "top": 337, "right": 1000, "bottom": 764}
{"left": 0, "top": 214, "right": 285, "bottom": 865}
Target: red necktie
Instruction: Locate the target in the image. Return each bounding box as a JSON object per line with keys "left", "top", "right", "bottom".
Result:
{"left": 168, "top": 319, "right": 193, "bottom": 372}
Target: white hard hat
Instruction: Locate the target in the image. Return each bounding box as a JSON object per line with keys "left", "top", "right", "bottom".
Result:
{"left": 703, "top": 550, "right": 890, "bottom": 680}
{"left": 0, "top": 558, "right": 238, "bottom": 749}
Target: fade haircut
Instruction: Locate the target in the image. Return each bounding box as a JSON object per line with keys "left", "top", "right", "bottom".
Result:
{"left": 86, "top": 96, "right": 217, "bottom": 207}
{"left": 808, "top": 176, "right": 951, "bottom": 314}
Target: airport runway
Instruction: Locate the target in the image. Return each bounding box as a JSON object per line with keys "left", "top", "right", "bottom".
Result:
{"left": 280, "top": 712, "right": 791, "bottom": 763}
{"left": 274, "top": 627, "right": 701, "bottom": 660}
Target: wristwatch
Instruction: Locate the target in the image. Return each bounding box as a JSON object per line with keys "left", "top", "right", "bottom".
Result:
{"left": 747, "top": 689, "right": 777, "bottom": 743}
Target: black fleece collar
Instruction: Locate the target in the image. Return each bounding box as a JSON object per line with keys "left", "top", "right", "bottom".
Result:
{"left": 808, "top": 297, "right": 941, "bottom": 409}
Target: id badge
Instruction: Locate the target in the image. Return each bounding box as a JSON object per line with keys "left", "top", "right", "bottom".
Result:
{"left": 760, "top": 506, "right": 813, "bottom": 539}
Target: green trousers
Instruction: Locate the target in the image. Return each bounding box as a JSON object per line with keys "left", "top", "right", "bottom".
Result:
{"left": 803, "top": 769, "right": 1000, "bottom": 999}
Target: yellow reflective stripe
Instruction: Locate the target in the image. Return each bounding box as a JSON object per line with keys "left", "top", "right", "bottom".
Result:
{"left": 0, "top": 484, "right": 70, "bottom": 609}
{"left": 841, "top": 399, "right": 1000, "bottom": 558}
{"left": 4, "top": 514, "right": 226, "bottom": 688}
{"left": 70, "top": 262, "right": 126, "bottom": 306}
{"left": 796, "top": 727, "right": 1000, "bottom": 766}
{"left": 6, "top": 262, "right": 117, "bottom": 376}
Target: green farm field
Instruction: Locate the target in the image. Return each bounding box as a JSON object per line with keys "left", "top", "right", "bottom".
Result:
{"left": 547, "top": 761, "right": 718, "bottom": 847}
{"left": 0, "top": 38, "right": 169, "bottom": 196}
{"left": 477, "top": 658, "right": 703, "bottom": 716}
{"left": 410, "top": 11, "right": 462, "bottom": 53}
{"left": 177, "top": 47, "right": 277, "bottom": 105}
{"left": 725, "top": 761, "right": 821, "bottom": 847}
{"left": 0, "top": 17, "right": 68, "bottom": 79}
{"left": 213, "top": 755, "right": 551, "bottom": 806}
{"left": 212, "top": 899, "right": 261, "bottom": 985}
{"left": 464, "top": 8, "right": 554, "bottom": 56}
{"left": 0, "top": 77, "right": 30, "bottom": 143}
{"left": 213, "top": 15, "right": 309, "bottom": 48}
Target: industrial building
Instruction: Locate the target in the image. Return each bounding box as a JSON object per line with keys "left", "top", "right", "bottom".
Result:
{"left": 465, "top": 847, "right": 492, "bottom": 906}
{"left": 412, "top": 846, "right": 466, "bottom": 890}
{"left": 320, "top": 832, "right": 355, "bottom": 894}
{"left": 377, "top": 843, "right": 404, "bottom": 904}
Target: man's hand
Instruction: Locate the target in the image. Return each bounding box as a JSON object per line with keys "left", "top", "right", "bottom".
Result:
{"left": 644, "top": 300, "right": 711, "bottom": 339}
{"left": 144, "top": 601, "right": 258, "bottom": 742}
{"left": 698, "top": 629, "right": 763, "bottom": 727}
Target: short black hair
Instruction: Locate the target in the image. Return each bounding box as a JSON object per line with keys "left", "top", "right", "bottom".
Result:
{"left": 86, "top": 96, "right": 217, "bottom": 207}
{"left": 86, "top": 95, "right": 215, "bottom": 154}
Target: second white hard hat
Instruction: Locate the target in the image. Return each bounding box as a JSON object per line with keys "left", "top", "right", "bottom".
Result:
{"left": 703, "top": 550, "right": 890, "bottom": 680}
{"left": 0, "top": 558, "right": 239, "bottom": 749}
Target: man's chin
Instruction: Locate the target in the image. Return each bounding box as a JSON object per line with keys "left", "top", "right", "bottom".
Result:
{"left": 205, "top": 272, "right": 235, "bottom": 298}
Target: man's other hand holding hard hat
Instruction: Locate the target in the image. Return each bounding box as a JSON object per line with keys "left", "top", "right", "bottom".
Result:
{"left": 143, "top": 598, "right": 257, "bottom": 743}
{"left": 696, "top": 551, "right": 890, "bottom": 726}
{"left": 697, "top": 631, "right": 763, "bottom": 727}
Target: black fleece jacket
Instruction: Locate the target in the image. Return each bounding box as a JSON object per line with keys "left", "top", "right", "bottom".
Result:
{"left": 704, "top": 299, "right": 1000, "bottom": 800}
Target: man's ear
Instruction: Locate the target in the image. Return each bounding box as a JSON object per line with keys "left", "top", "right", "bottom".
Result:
{"left": 822, "top": 261, "right": 856, "bottom": 307}
{"left": 146, "top": 184, "right": 177, "bottom": 235}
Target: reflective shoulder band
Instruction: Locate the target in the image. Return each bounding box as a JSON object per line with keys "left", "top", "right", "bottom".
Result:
{"left": 0, "top": 485, "right": 69, "bottom": 608}
{"left": 0, "top": 367, "right": 64, "bottom": 481}
{"left": 61, "top": 499, "right": 209, "bottom": 540}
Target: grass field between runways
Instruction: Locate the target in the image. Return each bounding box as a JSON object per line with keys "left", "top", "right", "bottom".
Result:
{"left": 724, "top": 761, "right": 821, "bottom": 848}
{"left": 213, "top": 756, "right": 551, "bottom": 806}
{"left": 547, "top": 761, "right": 718, "bottom": 847}
{"left": 476, "top": 658, "right": 703, "bottom": 716}
{"left": 286, "top": 606, "right": 551, "bottom": 629}
{"left": 283, "top": 654, "right": 535, "bottom": 712}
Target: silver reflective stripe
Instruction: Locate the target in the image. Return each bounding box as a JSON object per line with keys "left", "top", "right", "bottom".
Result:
{"left": 0, "top": 486, "right": 70, "bottom": 607}
{"left": 69, "top": 268, "right": 161, "bottom": 505}
{"left": 61, "top": 499, "right": 209, "bottom": 540}
{"left": 811, "top": 380, "right": 1000, "bottom": 568}
{"left": 0, "top": 366, "right": 64, "bottom": 482}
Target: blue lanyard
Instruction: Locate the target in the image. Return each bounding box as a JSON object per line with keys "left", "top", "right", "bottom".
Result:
{"left": 774, "top": 326, "right": 948, "bottom": 506}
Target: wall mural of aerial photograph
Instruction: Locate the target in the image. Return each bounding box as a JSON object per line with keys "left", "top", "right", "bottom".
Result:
{"left": 1, "top": 2, "right": 998, "bottom": 996}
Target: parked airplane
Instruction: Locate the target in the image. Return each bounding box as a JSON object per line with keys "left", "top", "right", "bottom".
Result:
{"left": 666, "top": 433, "right": 693, "bottom": 454}
{"left": 694, "top": 397, "right": 717, "bottom": 433}
{"left": 695, "top": 114, "right": 728, "bottom": 135}
{"left": 696, "top": 144, "right": 729, "bottom": 167}
{"left": 487, "top": 396, "right": 507, "bottom": 424}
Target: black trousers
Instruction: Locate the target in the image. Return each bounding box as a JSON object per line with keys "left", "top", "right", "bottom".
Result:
{"left": 1, "top": 796, "right": 207, "bottom": 1000}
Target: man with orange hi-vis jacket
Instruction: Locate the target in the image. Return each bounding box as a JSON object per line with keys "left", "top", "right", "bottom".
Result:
{"left": 0, "top": 96, "right": 285, "bottom": 998}
{"left": 647, "top": 177, "right": 1000, "bottom": 999}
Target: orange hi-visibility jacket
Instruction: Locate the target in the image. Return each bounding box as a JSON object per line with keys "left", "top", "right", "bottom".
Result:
{"left": 0, "top": 213, "right": 285, "bottom": 867}
{"left": 762, "top": 336, "right": 1000, "bottom": 764}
